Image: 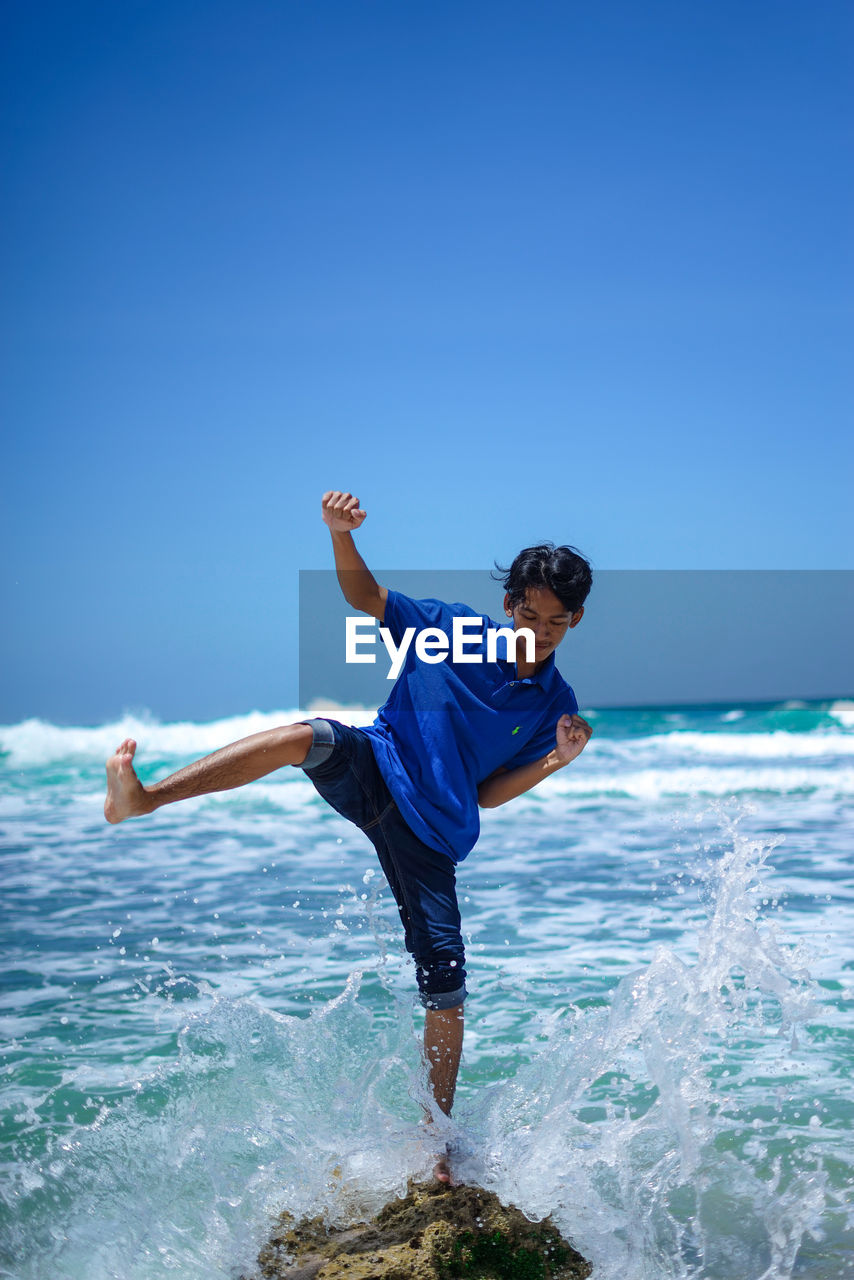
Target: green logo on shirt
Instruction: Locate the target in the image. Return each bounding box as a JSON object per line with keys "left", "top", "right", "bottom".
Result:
{"left": 511, "top": 726, "right": 521, "bottom": 735}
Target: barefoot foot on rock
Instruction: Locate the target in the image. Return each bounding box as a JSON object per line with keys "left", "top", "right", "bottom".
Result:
{"left": 104, "top": 739, "right": 152, "bottom": 824}
{"left": 433, "top": 1151, "right": 454, "bottom": 1185}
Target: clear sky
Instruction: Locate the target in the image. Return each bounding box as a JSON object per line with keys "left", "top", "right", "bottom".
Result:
{"left": 2, "top": 1, "right": 852, "bottom": 723}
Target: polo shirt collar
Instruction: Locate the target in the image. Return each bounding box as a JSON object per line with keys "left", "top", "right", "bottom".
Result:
{"left": 499, "top": 650, "right": 558, "bottom": 689}
{"left": 522, "top": 650, "right": 558, "bottom": 688}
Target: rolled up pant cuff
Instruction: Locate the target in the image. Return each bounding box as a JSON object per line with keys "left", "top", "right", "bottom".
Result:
{"left": 420, "top": 985, "right": 467, "bottom": 1010}
{"left": 299, "top": 718, "right": 336, "bottom": 770}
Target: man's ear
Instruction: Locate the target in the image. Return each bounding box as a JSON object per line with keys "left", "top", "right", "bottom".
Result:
{"left": 569, "top": 606, "right": 585, "bottom": 629}
{"left": 503, "top": 592, "right": 512, "bottom": 617}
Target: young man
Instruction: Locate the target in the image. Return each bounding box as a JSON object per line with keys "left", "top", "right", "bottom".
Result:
{"left": 104, "top": 490, "right": 593, "bottom": 1183}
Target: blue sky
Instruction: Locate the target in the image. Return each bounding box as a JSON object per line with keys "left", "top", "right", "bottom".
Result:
{"left": 2, "top": 1, "right": 852, "bottom": 723}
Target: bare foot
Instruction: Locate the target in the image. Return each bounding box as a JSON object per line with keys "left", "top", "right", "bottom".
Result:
{"left": 104, "top": 739, "right": 153, "bottom": 824}
{"left": 430, "top": 1146, "right": 458, "bottom": 1182}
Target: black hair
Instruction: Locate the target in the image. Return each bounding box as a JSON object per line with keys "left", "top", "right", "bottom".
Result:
{"left": 494, "top": 543, "right": 592, "bottom": 615}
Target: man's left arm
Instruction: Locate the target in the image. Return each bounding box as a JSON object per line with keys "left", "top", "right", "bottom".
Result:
{"left": 477, "top": 714, "right": 593, "bottom": 809}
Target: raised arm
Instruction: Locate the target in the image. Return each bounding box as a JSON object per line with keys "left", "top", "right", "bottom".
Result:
{"left": 321, "top": 490, "right": 388, "bottom": 622}
{"left": 477, "top": 713, "right": 593, "bottom": 808}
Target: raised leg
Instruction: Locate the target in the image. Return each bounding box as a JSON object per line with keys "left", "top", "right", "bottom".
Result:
{"left": 424, "top": 1003, "right": 464, "bottom": 1183}
{"left": 104, "top": 723, "right": 314, "bottom": 824}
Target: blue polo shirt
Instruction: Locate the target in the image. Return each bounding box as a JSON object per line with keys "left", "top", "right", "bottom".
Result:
{"left": 361, "top": 590, "right": 578, "bottom": 862}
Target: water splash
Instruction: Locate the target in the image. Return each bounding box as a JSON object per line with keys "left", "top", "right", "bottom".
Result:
{"left": 2, "top": 976, "right": 437, "bottom": 1280}
{"left": 3, "top": 803, "right": 851, "bottom": 1280}
{"left": 448, "top": 810, "right": 847, "bottom": 1279}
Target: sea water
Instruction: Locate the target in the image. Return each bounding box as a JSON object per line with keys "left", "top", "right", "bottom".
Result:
{"left": 1, "top": 700, "right": 852, "bottom": 1279}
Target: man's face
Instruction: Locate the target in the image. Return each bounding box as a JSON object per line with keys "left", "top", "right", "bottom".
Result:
{"left": 505, "top": 586, "right": 583, "bottom": 665}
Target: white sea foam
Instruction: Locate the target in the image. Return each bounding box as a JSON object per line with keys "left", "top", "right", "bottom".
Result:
{"left": 829, "top": 699, "right": 854, "bottom": 729}
{"left": 2, "top": 710, "right": 853, "bottom": 770}
{"left": 548, "top": 764, "right": 854, "bottom": 800}
{"left": 640, "top": 730, "right": 854, "bottom": 758}
{"left": 0, "top": 706, "right": 374, "bottom": 767}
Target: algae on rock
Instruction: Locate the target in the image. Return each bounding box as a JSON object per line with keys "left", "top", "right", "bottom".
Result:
{"left": 253, "top": 1180, "right": 591, "bottom": 1280}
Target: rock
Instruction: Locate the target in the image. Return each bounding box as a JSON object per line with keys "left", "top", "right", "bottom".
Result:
{"left": 252, "top": 1179, "right": 591, "bottom": 1279}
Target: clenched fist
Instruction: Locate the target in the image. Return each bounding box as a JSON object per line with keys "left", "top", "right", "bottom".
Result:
{"left": 555, "top": 713, "right": 593, "bottom": 765}
{"left": 322, "top": 491, "right": 367, "bottom": 533}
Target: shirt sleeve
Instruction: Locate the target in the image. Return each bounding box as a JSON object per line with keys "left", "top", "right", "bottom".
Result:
{"left": 382, "top": 591, "right": 477, "bottom": 645}
{"left": 500, "top": 687, "right": 579, "bottom": 770}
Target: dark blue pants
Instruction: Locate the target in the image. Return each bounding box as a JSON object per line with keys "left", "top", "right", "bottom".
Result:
{"left": 300, "top": 719, "right": 467, "bottom": 1009}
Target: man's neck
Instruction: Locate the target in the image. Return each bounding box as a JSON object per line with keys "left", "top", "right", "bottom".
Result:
{"left": 516, "top": 655, "right": 546, "bottom": 680}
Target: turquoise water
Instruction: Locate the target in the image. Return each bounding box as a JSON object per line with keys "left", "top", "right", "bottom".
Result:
{"left": 1, "top": 699, "right": 853, "bottom": 1278}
